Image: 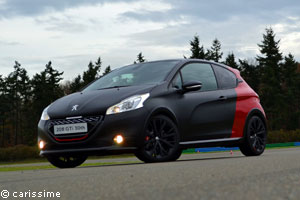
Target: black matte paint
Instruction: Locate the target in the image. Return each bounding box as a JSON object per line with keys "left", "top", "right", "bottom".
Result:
{"left": 38, "top": 59, "right": 260, "bottom": 157}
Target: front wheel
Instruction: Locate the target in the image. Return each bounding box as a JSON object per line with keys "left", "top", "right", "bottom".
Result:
{"left": 135, "top": 115, "right": 181, "bottom": 163}
{"left": 239, "top": 116, "right": 267, "bottom": 156}
{"left": 47, "top": 155, "right": 87, "bottom": 168}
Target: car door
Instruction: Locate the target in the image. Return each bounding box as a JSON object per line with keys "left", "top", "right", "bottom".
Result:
{"left": 211, "top": 64, "right": 238, "bottom": 137}
{"left": 170, "top": 62, "right": 232, "bottom": 141}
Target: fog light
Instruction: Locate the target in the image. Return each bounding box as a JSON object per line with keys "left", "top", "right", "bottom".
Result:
{"left": 39, "top": 140, "right": 45, "bottom": 149}
{"left": 114, "top": 135, "right": 124, "bottom": 144}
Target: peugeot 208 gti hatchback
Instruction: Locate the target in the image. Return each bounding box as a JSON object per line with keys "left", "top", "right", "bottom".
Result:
{"left": 38, "top": 59, "right": 267, "bottom": 168}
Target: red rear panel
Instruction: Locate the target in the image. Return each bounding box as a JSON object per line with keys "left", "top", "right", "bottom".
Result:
{"left": 227, "top": 68, "right": 265, "bottom": 138}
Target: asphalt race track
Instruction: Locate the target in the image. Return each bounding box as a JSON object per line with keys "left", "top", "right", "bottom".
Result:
{"left": 1, "top": 148, "right": 300, "bottom": 200}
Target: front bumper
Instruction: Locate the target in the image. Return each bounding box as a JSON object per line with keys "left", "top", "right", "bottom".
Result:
{"left": 38, "top": 108, "right": 149, "bottom": 156}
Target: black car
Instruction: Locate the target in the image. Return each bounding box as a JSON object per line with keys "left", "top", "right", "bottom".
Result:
{"left": 38, "top": 59, "right": 267, "bottom": 168}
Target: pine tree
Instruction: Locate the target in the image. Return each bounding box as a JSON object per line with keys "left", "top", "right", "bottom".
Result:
{"left": 83, "top": 62, "right": 97, "bottom": 85}
{"left": 257, "top": 28, "right": 282, "bottom": 67}
{"left": 69, "top": 75, "right": 82, "bottom": 93}
{"left": 239, "top": 59, "right": 260, "bottom": 91}
{"left": 65, "top": 57, "right": 102, "bottom": 93}
{"left": 31, "top": 61, "right": 64, "bottom": 120}
{"left": 189, "top": 35, "right": 205, "bottom": 59}
{"left": 44, "top": 61, "right": 64, "bottom": 98}
{"left": 5, "top": 61, "right": 31, "bottom": 145}
{"left": 102, "top": 65, "right": 111, "bottom": 76}
{"left": 0, "top": 75, "right": 6, "bottom": 147}
{"left": 135, "top": 52, "right": 146, "bottom": 63}
{"left": 225, "top": 52, "right": 239, "bottom": 69}
{"left": 256, "top": 28, "right": 283, "bottom": 130}
{"left": 206, "top": 38, "right": 223, "bottom": 62}
{"left": 280, "top": 54, "right": 299, "bottom": 129}
{"left": 82, "top": 58, "right": 101, "bottom": 87}
{"left": 281, "top": 53, "right": 297, "bottom": 86}
{"left": 0, "top": 74, "right": 12, "bottom": 146}
{"left": 95, "top": 57, "right": 102, "bottom": 70}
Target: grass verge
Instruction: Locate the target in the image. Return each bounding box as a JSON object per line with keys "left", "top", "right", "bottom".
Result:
{"left": 0, "top": 161, "right": 141, "bottom": 172}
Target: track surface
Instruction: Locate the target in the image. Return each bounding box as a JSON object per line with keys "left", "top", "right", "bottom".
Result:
{"left": 1, "top": 148, "right": 300, "bottom": 200}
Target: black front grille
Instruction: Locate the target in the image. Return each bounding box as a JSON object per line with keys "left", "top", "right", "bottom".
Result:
{"left": 47, "top": 116, "right": 103, "bottom": 141}
{"left": 49, "top": 116, "right": 102, "bottom": 126}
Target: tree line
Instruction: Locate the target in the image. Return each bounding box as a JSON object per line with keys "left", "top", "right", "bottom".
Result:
{"left": 0, "top": 27, "right": 299, "bottom": 147}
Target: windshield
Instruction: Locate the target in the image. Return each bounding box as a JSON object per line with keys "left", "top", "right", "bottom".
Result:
{"left": 83, "top": 61, "right": 179, "bottom": 91}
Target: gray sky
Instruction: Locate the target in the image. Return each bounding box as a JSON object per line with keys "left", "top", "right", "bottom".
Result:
{"left": 0, "top": 0, "right": 299, "bottom": 80}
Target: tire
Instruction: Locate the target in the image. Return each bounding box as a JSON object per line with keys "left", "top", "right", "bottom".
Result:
{"left": 135, "top": 115, "right": 181, "bottom": 163}
{"left": 239, "top": 116, "right": 267, "bottom": 156}
{"left": 47, "top": 155, "right": 88, "bottom": 168}
{"left": 170, "top": 148, "right": 183, "bottom": 161}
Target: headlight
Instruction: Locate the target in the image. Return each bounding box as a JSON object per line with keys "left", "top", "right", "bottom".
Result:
{"left": 106, "top": 93, "right": 150, "bottom": 115}
{"left": 40, "top": 106, "right": 50, "bottom": 120}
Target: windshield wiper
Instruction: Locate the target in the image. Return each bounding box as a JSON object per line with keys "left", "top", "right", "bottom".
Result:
{"left": 97, "top": 85, "right": 132, "bottom": 90}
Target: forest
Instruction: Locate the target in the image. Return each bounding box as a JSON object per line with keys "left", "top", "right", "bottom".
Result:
{"left": 0, "top": 27, "right": 299, "bottom": 147}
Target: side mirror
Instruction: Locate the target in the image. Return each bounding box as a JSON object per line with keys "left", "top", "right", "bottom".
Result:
{"left": 182, "top": 81, "right": 202, "bottom": 92}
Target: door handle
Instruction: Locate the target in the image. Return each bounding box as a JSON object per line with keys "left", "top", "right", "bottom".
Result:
{"left": 218, "top": 96, "right": 227, "bottom": 101}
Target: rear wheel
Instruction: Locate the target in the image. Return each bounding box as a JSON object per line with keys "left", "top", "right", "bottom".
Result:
{"left": 47, "top": 155, "right": 87, "bottom": 168}
{"left": 135, "top": 115, "right": 181, "bottom": 163}
{"left": 240, "top": 116, "right": 267, "bottom": 156}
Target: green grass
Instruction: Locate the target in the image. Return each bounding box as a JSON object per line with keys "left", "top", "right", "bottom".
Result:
{"left": 0, "top": 154, "right": 135, "bottom": 166}
{"left": 0, "top": 165, "right": 56, "bottom": 172}
{"left": 0, "top": 161, "right": 141, "bottom": 172}
{"left": 266, "top": 142, "right": 296, "bottom": 148}
{"left": 0, "top": 158, "right": 48, "bottom": 166}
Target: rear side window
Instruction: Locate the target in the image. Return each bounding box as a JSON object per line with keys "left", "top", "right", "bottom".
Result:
{"left": 212, "top": 65, "right": 237, "bottom": 89}
{"left": 181, "top": 63, "right": 218, "bottom": 91}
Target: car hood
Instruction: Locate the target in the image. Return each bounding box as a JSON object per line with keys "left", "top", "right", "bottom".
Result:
{"left": 47, "top": 85, "right": 155, "bottom": 119}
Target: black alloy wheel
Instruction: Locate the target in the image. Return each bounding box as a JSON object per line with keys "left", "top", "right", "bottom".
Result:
{"left": 47, "top": 155, "right": 87, "bottom": 168}
{"left": 135, "top": 115, "right": 181, "bottom": 163}
{"left": 240, "top": 116, "right": 267, "bottom": 156}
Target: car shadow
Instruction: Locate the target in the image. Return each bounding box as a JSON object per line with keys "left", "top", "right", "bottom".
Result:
{"left": 79, "top": 155, "right": 245, "bottom": 169}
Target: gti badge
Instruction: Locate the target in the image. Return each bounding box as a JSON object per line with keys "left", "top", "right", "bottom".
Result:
{"left": 72, "top": 105, "right": 79, "bottom": 111}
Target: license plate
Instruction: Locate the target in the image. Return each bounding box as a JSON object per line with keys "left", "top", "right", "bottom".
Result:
{"left": 54, "top": 123, "right": 88, "bottom": 135}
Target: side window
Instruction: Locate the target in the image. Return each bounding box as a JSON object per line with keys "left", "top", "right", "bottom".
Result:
{"left": 171, "top": 73, "right": 182, "bottom": 89}
{"left": 212, "top": 65, "right": 237, "bottom": 89}
{"left": 181, "top": 63, "right": 218, "bottom": 91}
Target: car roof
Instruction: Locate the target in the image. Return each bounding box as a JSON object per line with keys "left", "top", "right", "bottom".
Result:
{"left": 143, "top": 58, "right": 223, "bottom": 66}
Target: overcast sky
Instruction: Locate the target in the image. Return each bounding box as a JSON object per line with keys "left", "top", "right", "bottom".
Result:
{"left": 0, "top": 0, "right": 299, "bottom": 80}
